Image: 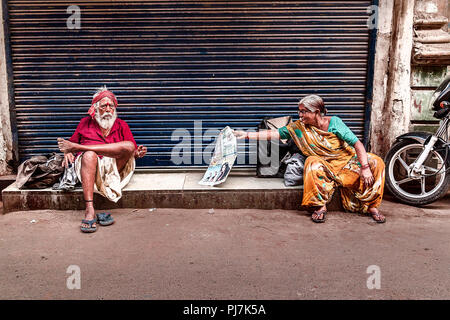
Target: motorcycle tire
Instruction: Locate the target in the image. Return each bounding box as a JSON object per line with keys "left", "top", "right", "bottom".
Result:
{"left": 385, "top": 139, "right": 449, "bottom": 206}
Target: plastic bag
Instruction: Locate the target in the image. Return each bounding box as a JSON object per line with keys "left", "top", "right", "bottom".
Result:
{"left": 283, "top": 153, "right": 305, "bottom": 186}
{"left": 52, "top": 162, "right": 80, "bottom": 191}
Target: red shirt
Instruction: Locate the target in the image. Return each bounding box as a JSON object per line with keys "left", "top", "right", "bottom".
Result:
{"left": 69, "top": 117, "right": 138, "bottom": 157}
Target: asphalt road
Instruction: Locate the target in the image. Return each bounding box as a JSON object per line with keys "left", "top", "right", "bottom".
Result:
{"left": 0, "top": 193, "right": 449, "bottom": 300}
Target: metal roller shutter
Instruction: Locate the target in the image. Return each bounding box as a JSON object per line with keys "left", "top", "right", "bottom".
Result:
{"left": 7, "top": 0, "right": 375, "bottom": 168}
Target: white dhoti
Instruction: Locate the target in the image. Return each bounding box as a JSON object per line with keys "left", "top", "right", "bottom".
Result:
{"left": 74, "top": 153, "right": 135, "bottom": 203}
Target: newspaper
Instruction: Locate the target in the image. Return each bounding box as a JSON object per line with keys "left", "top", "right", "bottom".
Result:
{"left": 199, "top": 126, "right": 237, "bottom": 186}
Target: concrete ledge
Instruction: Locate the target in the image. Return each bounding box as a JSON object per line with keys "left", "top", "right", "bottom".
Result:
{"left": 2, "top": 172, "right": 343, "bottom": 213}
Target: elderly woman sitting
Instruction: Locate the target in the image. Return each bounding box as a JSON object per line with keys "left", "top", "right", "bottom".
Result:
{"left": 234, "top": 95, "right": 386, "bottom": 223}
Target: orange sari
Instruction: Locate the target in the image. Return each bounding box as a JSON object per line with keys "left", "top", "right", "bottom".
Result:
{"left": 286, "top": 120, "right": 385, "bottom": 213}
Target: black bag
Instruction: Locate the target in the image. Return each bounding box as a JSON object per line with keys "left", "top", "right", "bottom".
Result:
{"left": 256, "top": 116, "right": 301, "bottom": 178}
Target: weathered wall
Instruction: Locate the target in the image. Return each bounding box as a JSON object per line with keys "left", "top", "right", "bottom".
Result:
{"left": 370, "top": 0, "right": 415, "bottom": 157}
{"left": 0, "top": 2, "right": 14, "bottom": 175}
{"left": 411, "top": 66, "right": 449, "bottom": 129}
{"left": 369, "top": 0, "right": 393, "bottom": 155}
{"left": 369, "top": 0, "right": 449, "bottom": 157}
{"left": 410, "top": 0, "right": 449, "bottom": 132}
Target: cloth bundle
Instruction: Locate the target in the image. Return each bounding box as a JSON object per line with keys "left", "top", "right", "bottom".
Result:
{"left": 15, "top": 153, "right": 65, "bottom": 189}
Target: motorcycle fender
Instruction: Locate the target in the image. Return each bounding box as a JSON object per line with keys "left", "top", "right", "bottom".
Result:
{"left": 395, "top": 132, "right": 431, "bottom": 144}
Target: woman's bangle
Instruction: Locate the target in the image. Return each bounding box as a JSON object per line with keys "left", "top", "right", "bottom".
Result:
{"left": 361, "top": 164, "right": 370, "bottom": 170}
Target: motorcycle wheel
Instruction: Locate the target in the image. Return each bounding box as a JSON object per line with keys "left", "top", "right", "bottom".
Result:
{"left": 385, "top": 139, "right": 449, "bottom": 206}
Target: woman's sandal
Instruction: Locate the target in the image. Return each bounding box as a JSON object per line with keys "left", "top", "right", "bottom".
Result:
{"left": 312, "top": 209, "right": 327, "bottom": 223}
{"left": 370, "top": 211, "right": 386, "bottom": 223}
{"left": 96, "top": 213, "right": 115, "bottom": 226}
{"left": 80, "top": 217, "right": 97, "bottom": 233}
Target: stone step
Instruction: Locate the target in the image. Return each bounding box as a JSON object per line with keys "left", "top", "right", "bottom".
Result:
{"left": 0, "top": 175, "right": 16, "bottom": 201}
{"left": 1, "top": 171, "right": 343, "bottom": 213}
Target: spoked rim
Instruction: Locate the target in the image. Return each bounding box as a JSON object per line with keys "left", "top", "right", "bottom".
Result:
{"left": 388, "top": 143, "right": 446, "bottom": 199}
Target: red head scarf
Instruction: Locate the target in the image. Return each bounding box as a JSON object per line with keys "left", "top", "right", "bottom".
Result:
{"left": 88, "top": 90, "right": 118, "bottom": 118}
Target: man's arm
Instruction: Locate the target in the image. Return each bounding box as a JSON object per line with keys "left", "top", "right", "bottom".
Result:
{"left": 120, "top": 120, "right": 147, "bottom": 158}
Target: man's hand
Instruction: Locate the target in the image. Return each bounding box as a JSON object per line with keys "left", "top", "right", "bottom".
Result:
{"left": 135, "top": 145, "right": 147, "bottom": 158}
{"left": 62, "top": 153, "right": 75, "bottom": 168}
{"left": 57, "top": 138, "right": 77, "bottom": 154}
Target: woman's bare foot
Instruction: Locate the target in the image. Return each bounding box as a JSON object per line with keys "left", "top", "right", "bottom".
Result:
{"left": 368, "top": 207, "right": 386, "bottom": 223}
{"left": 312, "top": 205, "right": 327, "bottom": 223}
{"left": 57, "top": 138, "right": 79, "bottom": 154}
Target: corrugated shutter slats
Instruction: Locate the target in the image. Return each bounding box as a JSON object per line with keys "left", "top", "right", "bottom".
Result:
{"left": 8, "top": 0, "right": 372, "bottom": 167}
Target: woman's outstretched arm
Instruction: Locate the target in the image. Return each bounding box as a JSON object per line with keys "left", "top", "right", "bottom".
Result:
{"left": 233, "top": 129, "right": 280, "bottom": 140}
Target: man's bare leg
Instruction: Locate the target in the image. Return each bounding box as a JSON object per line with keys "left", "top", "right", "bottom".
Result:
{"left": 58, "top": 139, "right": 135, "bottom": 229}
{"left": 80, "top": 151, "right": 98, "bottom": 230}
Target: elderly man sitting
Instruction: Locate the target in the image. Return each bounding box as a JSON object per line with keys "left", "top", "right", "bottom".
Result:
{"left": 57, "top": 87, "right": 147, "bottom": 233}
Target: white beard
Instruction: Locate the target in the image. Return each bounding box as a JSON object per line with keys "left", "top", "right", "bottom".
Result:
{"left": 95, "top": 108, "right": 117, "bottom": 130}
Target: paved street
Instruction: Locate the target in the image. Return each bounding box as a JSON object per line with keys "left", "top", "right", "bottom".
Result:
{"left": 0, "top": 193, "right": 449, "bottom": 300}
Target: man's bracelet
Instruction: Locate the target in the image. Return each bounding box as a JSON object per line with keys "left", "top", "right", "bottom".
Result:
{"left": 246, "top": 132, "right": 249, "bottom": 139}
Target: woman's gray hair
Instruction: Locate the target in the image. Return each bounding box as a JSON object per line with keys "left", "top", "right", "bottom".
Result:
{"left": 299, "top": 95, "right": 327, "bottom": 115}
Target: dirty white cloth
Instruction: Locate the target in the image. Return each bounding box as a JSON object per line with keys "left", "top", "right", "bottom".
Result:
{"left": 52, "top": 162, "right": 79, "bottom": 191}
{"left": 74, "top": 153, "right": 135, "bottom": 203}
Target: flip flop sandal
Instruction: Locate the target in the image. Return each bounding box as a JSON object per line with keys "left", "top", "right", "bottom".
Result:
{"left": 80, "top": 218, "right": 97, "bottom": 233}
{"left": 312, "top": 209, "right": 327, "bottom": 223}
{"left": 96, "top": 213, "right": 115, "bottom": 226}
{"left": 370, "top": 212, "right": 386, "bottom": 224}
